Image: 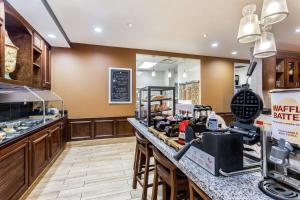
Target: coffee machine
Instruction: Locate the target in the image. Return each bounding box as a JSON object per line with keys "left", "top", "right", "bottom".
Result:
{"left": 259, "top": 89, "right": 300, "bottom": 200}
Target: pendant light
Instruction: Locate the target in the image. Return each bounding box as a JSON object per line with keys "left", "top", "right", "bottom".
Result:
{"left": 183, "top": 70, "right": 187, "bottom": 78}
{"left": 237, "top": 4, "right": 261, "bottom": 43}
{"left": 182, "top": 59, "right": 187, "bottom": 78}
{"left": 151, "top": 69, "right": 156, "bottom": 77}
{"left": 253, "top": 25, "right": 277, "bottom": 58}
{"left": 151, "top": 56, "right": 156, "bottom": 77}
{"left": 261, "top": 0, "right": 289, "bottom": 25}
{"left": 168, "top": 69, "right": 172, "bottom": 78}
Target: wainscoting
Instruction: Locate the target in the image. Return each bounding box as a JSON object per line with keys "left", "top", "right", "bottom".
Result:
{"left": 68, "top": 117, "right": 134, "bottom": 141}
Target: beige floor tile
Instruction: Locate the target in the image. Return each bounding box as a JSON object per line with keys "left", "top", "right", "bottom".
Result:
{"left": 25, "top": 137, "right": 166, "bottom": 200}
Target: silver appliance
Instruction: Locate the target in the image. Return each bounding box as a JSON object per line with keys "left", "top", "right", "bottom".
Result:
{"left": 260, "top": 128, "right": 300, "bottom": 199}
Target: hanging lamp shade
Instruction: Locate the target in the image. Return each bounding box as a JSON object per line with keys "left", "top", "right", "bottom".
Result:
{"left": 237, "top": 4, "right": 261, "bottom": 43}
{"left": 261, "top": 0, "right": 289, "bottom": 25}
{"left": 253, "top": 31, "right": 277, "bottom": 58}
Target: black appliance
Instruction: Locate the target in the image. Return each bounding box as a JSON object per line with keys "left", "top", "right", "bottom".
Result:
{"left": 174, "top": 61, "right": 263, "bottom": 176}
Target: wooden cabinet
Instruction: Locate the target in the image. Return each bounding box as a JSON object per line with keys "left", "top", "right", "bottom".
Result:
{"left": 286, "top": 59, "right": 300, "bottom": 88}
{"left": 0, "top": 118, "right": 66, "bottom": 200}
{"left": 29, "top": 129, "right": 49, "bottom": 183}
{"left": 43, "top": 44, "right": 51, "bottom": 89}
{"left": 49, "top": 124, "right": 61, "bottom": 159}
{"left": 263, "top": 51, "right": 300, "bottom": 90}
{"left": 0, "top": 1, "right": 51, "bottom": 89}
{"left": 0, "top": 138, "right": 29, "bottom": 200}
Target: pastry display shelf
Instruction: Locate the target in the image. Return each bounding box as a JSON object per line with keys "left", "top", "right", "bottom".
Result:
{"left": 150, "top": 108, "right": 172, "bottom": 113}
{"left": 138, "top": 86, "right": 176, "bottom": 127}
{"left": 142, "top": 98, "right": 172, "bottom": 102}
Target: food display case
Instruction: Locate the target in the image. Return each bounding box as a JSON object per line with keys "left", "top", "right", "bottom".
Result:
{"left": 0, "top": 83, "right": 64, "bottom": 144}
{"left": 139, "top": 86, "right": 175, "bottom": 126}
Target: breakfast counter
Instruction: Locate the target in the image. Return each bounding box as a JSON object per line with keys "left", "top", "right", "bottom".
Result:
{"left": 0, "top": 116, "right": 67, "bottom": 200}
{"left": 0, "top": 116, "right": 67, "bottom": 148}
{"left": 128, "top": 118, "right": 271, "bottom": 200}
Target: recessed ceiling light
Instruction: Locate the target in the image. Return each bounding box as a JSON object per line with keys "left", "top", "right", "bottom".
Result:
{"left": 47, "top": 34, "right": 56, "bottom": 38}
{"left": 139, "top": 62, "right": 157, "bottom": 69}
{"left": 127, "top": 23, "right": 133, "bottom": 28}
{"left": 211, "top": 42, "right": 219, "bottom": 48}
{"left": 94, "top": 27, "right": 102, "bottom": 33}
{"left": 296, "top": 28, "right": 300, "bottom": 33}
{"left": 203, "top": 34, "right": 208, "bottom": 38}
{"left": 231, "top": 51, "right": 238, "bottom": 55}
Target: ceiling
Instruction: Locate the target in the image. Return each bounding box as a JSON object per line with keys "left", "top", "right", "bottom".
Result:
{"left": 8, "top": 0, "right": 300, "bottom": 59}
{"left": 136, "top": 54, "right": 181, "bottom": 71}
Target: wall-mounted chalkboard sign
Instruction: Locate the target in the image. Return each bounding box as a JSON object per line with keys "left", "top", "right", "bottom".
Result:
{"left": 109, "top": 67, "right": 132, "bottom": 104}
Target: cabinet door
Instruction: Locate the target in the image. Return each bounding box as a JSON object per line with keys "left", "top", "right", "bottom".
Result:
{"left": 286, "top": 59, "right": 298, "bottom": 88}
{"left": 42, "top": 44, "right": 51, "bottom": 89}
{"left": 0, "top": 138, "right": 29, "bottom": 200}
{"left": 29, "top": 129, "right": 49, "bottom": 183}
{"left": 49, "top": 125, "right": 61, "bottom": 159}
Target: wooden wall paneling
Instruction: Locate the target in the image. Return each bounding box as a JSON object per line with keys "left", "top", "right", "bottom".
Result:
{"left": 29, "top": 129, "right": 49, "bottom": 183}
{"left": 69, "top": 120, "right": 93, "bottom": 140}
{"left": 94, "top": 119, "right": 114, "bottom": 138}
{"left": 115, "top": 118, "right": 134, "bottom": 137}
{"left": 0, "top": 138, "right": 29, "bottom": 200}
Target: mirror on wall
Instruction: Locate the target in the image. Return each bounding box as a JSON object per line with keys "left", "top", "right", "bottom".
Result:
{"left": 136, "top": 54, "right": 201, "bottom": 105}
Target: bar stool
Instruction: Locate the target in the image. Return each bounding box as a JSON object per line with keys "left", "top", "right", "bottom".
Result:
{"left": 188, "top": 179, "right": 211, "bottom": 200}
{"left": 132, "top": 131, "right": 154, "bottom": 200}
{"left": 151, "top": 146, "right": 189, "bottom": 200}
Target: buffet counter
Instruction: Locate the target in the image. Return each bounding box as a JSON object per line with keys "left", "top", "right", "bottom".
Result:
{"left": 0, "top": 116, "right": 67, "bottom": 200}
{"left": 0, "top": 116, "right": 66, "bottom": 148}
{"left": 128, "top": 118, "right": 271, "bottom": 200}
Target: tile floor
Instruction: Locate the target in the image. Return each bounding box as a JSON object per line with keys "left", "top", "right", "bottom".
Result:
{"left": 25, "top": 137, "right": 161, "bottom": 200}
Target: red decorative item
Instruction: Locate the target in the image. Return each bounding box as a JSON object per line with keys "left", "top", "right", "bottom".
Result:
{"left": 179, "top": 120, "right": 189, "bottom": 132}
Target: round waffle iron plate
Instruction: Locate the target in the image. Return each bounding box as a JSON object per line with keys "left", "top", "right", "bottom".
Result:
{"left": 230, "top": 88, "right": 263, "bottom": 123}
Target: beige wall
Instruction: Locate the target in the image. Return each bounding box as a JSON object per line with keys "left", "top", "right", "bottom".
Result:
{"left": 51, "top": 44, "right": 136, "bottom": 118}
{"left": 51, "top": 43, "right": 247, "bottom": 118}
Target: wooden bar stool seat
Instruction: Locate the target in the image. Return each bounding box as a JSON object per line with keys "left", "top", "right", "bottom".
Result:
{"left": 132, "top": 131, "right": 155, "bottom": 200}
{"left": 151, "top": 146, "right": 189, "bottom": 200}
{"left": 188, "top": 179, "right": 211, "bottom": 200}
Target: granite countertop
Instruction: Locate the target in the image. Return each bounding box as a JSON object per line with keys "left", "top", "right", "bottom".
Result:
{"left": 128, "top": 118, "right": 272, "bottom": 200}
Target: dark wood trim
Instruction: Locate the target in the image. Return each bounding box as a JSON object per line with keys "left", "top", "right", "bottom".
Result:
{"left": 41, "top": 0, "right": 71, "bottom": 46}
{"left": 68, "top": 116, "right": 134, "bottom": 141}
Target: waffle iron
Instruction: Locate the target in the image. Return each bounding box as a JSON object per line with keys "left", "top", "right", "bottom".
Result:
{"left": 229, "top": 61, "right": 263, "bottom": 145}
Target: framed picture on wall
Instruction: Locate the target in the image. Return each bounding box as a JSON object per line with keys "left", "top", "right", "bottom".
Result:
{"left": 109, "top": 67, "right": 132, "bottom": 104}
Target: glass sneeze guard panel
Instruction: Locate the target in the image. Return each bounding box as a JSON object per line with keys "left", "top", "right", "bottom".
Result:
{"left": 0, "top": 83, "right": 64, "bottom": 123}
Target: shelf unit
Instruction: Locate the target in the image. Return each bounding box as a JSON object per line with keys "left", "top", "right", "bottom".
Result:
{"left": 138, "top": 86, "right": 176, "bottom": 127}
{"left": 263, "top": 51, "right": 300, "bottom": 90}
{"left": 0, "top": 0, "right": 51, "bottom": 89}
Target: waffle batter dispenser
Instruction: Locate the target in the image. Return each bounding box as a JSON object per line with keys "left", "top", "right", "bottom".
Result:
{"left": 259, "top": 89, "right": 300, "bottom": 200}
